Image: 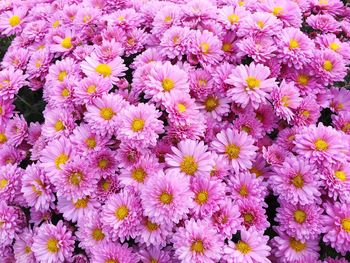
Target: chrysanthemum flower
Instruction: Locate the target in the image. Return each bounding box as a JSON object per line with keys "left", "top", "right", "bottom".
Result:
{"left": 13, "top": 228, "right": 35, "bottom": 263}
{"left": 173, "top": 219, "right": 222, "bottom": 262}
{"left": 0, "top": 7, "right": 27, "bottom": 36}
{"left": 269, "top": 155, "right": 321, "bottom": 205}
{"left": 81, "top": 53, "right": 127, "bottom": 85}
{"left": 225, "top": 62, "right": 277, "bottom": 109}
{"left": 0, "top": 67, "right": 28, "bottom": 100}
{"left": 160, "top": 26, "right": 192, "bottom": 59}
{"left": 315, "top": 33, "right": 350, "bottom": 62}
{"left": 0, "top": 201, "right": 23, "bottom": 247}
{"left": 46, "top": 57, "right": 80, "bottom": 85}
{"left": 233, "top": 112, "right": 265, "bottom": 140}
{"left": 165, "top": 139, "right": 214, "bottom": 177}
{"left": 208, "top": 152, "right": 231, "bottom": 180}
{"left": 0, "top": 163, "right": 23, "bottom": 204}
{"left": 50, "top": 28, "right": 77, "bottom": 54}
{"left": 211, "top": 128, "right": 258, "bottom": 172}
{"left": 91, "top": 242, "right": 138, "bottom": 263}
{"left": 84, "top": 93, "right": 129, "bottom": 137}
{"left": 271, "top": 229, "right": 320, "bottom": 263}
{"left": 47, "top": 78, "right": 75, "bottom": 107}
{"left": 238, "top": 199, "right": 269, "bottom": 232}
{"left": 218, "top": 5, "right": 249, "bottom": 31}
{"left": 333, "top": 111, "right": 350, "bottom": 135}
{"left": 292, "top": 96, "right": 320, "bottom": 127}
{"left": 21, "top": 164, "right": 55, "bottom": 212}
{"left": 223, "top": 229, "right": 271, "bottom": 263}
{"left": 41, "top": 109, "right": 76, "bottom": 139}
{"left": 31, "top": 221, "right": 75, "bottom": 263}
{"left": 117, "top": 103, "right": 164, "bottom": 148}
{"left": 294, "top": 123, "right": 348, "bottom": 166}
{"left": 306, "top": 14, "right": 340, "bottom": 33}
{"left": 237, "top": 36, "right": 277, "bottom": 64}
{"left": 1, "top": 47, "right": 29, "bottom": 70}
{"left": 0, "top": 98, "right": 14, "bottom": 125}
{"left": 322, "top": 201, "right": 350, "bottom": 255}
{"left": 199, "top": 93, "right": 231, "bottom": 121}
{"left": 94, "top": 175, "right": 119, "bottom": 203}
{"left": 140, "top": 170, "right": 194, "bottom": 225}
{"left": 89, "top": 148, "right": 118, "bottom": 178}
{"left": 329, "top": 87, "right": 350, "bottom": 114}
{"left": 275, "top": 201, "right": 324, "bottom": 241}
{"left": 101, "top": 188, "right": 142, "bottom": 242}
{"left": 138, "top": 245, "right": 172, "bottom": 263}
{"left": 5, "top": 114, "right": 28, "bottom": 147}
{"left": 262, "top": 144, "right": 288, "bottom": 165}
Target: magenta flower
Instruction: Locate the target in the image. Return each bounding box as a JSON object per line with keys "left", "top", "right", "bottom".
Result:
{"left": 91, "top": 242, "right": 138, "bottom": 263}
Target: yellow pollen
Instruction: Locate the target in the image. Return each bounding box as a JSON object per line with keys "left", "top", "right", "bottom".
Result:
{"left": 294, "top": 209, "right": 307, "bottom": 223}
{"left": 9, "top": 15, "right": 21, "bottom": 27}
{"left": 238, "top": 1, "right": 245, "bottom": 6}
{"left": 319, "top": 0, "right": 328, "bottom": 5}
{"left": 329, "top": 42, "right": 340, "bottom": 51}
{"left": 58, "top": 71, "right": 67, "bottom": 82}
{"left": 99, "top": 107, "right": 114, "bottom": 120}
{"left": 199, "top": 79, "right": 207, "bottom": 86}
{"left": 85, "top": 137, "right": 96, "bottom": 149}
{"left": 69, "top": 172, "right": 83, "bottom": 186}
{"left": 150, "top": 259, "right": 158, "bottom": 263}
{"left": 289, "top": 39, "right": 300, "bottom": 49}
{"left": 191, "top": 240, "right": 204, "bottom": 253}
{"left": 0, "top": 133, "right": 7, "bottom": 144}
{"left": 61, "top": 37, "right": 72, "bottom": 49}
{"left": 83, "top": 15, "right": 91, "bottom": 23}
{"left": 301, "top": 110, "right": 310, "bottom": 117}
{"left": 342, "top": 123, "right": 350, "bottom": 133}
{"left": 98, "top": 159, "right": 108, "bottom": 169}
{"left": 0, "top": 106, "right": 2, "bottom": 114}
{"left": 47, "top": 238, "right": 59, "bottom": 253}
{"left": 0, "top": 179, "right": 8, "bottom": 189}
{"left": 117, "top": 16, "right": 124, "bottom": 21}
{"left": 37, "top": 45, "right": 45, "bottom": 50}
{"left": 243, "top": 212, "right": 254, "bottom": 223}
{"left": 127, "top": 38, "right": 135, "bottom": 45}
{"left": 222, "top": 42, "right": 231, "bottom": 52}
{"left": 272, "top": 6, "right": 283, "bottom": 16}
{"left": 341, "top": 218, "right": 350, "bottom": 232}
{"left": 236, "top": 241, "right": 251, "bottom": 254}
{"left": 249, "top": 166, "right": 263, "bottom": 177}
{"left": 204, "top": 96, "right": 219, "bottom": 112}
{"left": 25, "top": 246, "right": 31, "bottom": 254}
{"left": 290, "top": 238, "right": 306, "bottom": 252}
{"left": 105, "top": 259, "right": 118, "bottom": 263}
{"left": 335, "top": 170, "right": 347, "bottom": 181}
{"left": 131, "top": 118, "right": 145, "bottom": 132}
{"left": 161, "top": 78, "right": 175, "bottom": 92}
{"left": 281, "top": 96, "right": 289, "bottom": 107}
{"left": 164, "top": 15, "right": 172, "bottom": 22}
{"left": 177, "top": 103, "right": 186, "bottom": 113}
{"left": 257, "top": 21, "right": 264, "bottom": 28}
{"left": 61, "top": 88, "right": 70, "bottom": 97}
{"left": 246, "top": 76, "right": 261, "bottom": 89}
{"left": 241, "top": 125, "right": 251, "bottom": 134}
{"left": 180, "top": 156, "right": 198, "bottom": 175}
{"left": 323, "top": 60, "right": 333, "bottom": 71}
{"left": 92, "top": 228, "right": 105, "bottom": 241}
{"left": 52, "top": 20, "right": 60, "bottom": 28}
{"left": 228, "top": 14, "right": 240, "bottom": 24}
{"left": 195, "top": 190, "right": 209, "bottom": 205}
{"left": 314, "top": 139, "right": 328, "bottom": 151}
{"left": 115, "top": 205, "right": 129, "bottom": 220}
{"left": 35, "top": 60, "right": 42, "bottom": 68}
{"left": 54, "top": 154, "right": 69, "bottom": 170}
{"left": 101, "top": 179, "right": 110, "bottom": 191}
{"left": 31, "top": 185, "right": 42, "bottom": 195}
{"left": 239, "top": 185, "right": 249, "bottom": 197}
{"left": 146, "top": 219, "right": 159, "bottom": 231}
{"left": 87, "top": 85, "right": 96, "bottom": 94}
{"left": 159, "top": 192, "right": 173, "bottom": 204}
{"left": 200, "top": 42, "right": 210, "bottom": 54}
{"left": 131, "top": 167, "right": 147, "bottom": 183}
{"left": 73, "top": 197, "right": 89, "bottom": 208}
{"left": 173, "top": 36, "right": 179, "bottom": 43}
{"left": 225, "top": 144, "right": 240, "bottom": 160}
{"left": 95, "top": 64, "right": 112, "bottom": 77}
{"left": 54, "top": 120, "right": 65, "bottom": 131}
{"left": 292, "top": 174, "right": 304, "bottom": 188}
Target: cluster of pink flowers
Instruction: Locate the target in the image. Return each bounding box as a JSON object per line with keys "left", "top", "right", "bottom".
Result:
{"left": 0, "top": 0, "right": 350, "bottom": 262}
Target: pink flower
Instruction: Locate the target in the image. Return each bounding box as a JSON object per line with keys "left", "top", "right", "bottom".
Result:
{"left": 0, "top": 202, "right": 23, "bottom": 247}
{"left": 217, "top": 6, "right": 250, "bottom": 31}
{"left": 91, "top": 242, "right": 138, "bottom": 263}
{"left": 160, "top": 26, "right": 191, "bottom": 59}
{"left": 238, "top": 199, "right": 270, "bottom": 232}
{"left": 0, "top": 67, "right": 27, "bottom": 100}
{"left": 0, "top": 7, "right": 27, "bottom": 36}
{"left": 13, "top": 228, "right": 35, "bottom": 263}
{"left": 237, "top": 36, "right": 277, "bottom": 63}
{"left": 0, "top": 164, "right": 23, "bottom": 205}
{"left": 225, "top": 63, "right": 277, "bottom": 109}
{"left": 306, "top": 14, "right": 340, "bottom": 33}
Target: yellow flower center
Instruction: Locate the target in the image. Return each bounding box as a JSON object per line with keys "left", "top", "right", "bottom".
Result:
{"left": 329, "top": 42, "right": 340, "bottom": 51}
{"left": 99, "top": 107, "right": 114, "bottom": 120}
{"left": 98, "top": 159, "right": 108, "bottom": 169}
{"left": 243, "top": 212, "right": 254, "bottom": 223}
{"left": 341, "top": 123, "right": 350, "bottom": 133}
{"left": 239, "top": 185, "right": 249, "bottom": 197}
{"left": 25, "top": 246, "right": 31, "bottom": 254}
{"left": 95, "top": 64, "right": 112, "bottom": 77}
{"left": 58, "top": 71, "right": 67, "bottom": 82}
{"left": 150, "top": 259, "right": 158, "bottom": 263}
{"left": 54, "top": 154, "right": 69, "bottom": 170}
{"left": 115, "top": 205, "right": 129, "bottom": 220}
{"left": 31, "top": 185, "right": 42, "bottom": 195}
{"left": 85, "top": 137, "right": 96, "bottom": 149}
{"left": 100, "top": 179, "right": 110, "bottom": 191}
{"left": 9, "top": 15, "right": 21, "bottom": 27}
{"left": 238, "top": 1, "right": 245, "bottom": 6}
{"left": 69, "top": 172, "right": 83, "bottom": 186}
{"left": 161, "top": 78, "right": 174, "bottom": 92}
{"left": 87, "top": 85, "right": 96, "bottom": 94}
{"left": 236, "top": 241, "right": 251, "bottom": 254}
{"left": 290, "top": 238, "right": 306, "bottom": 252}
{"left": 281, "top": 96, "right": 289, "bottom": 107}
{"left": 177, "top": 103, "right": 186, "bottom": 113}
{"left": 61, "top": 37, "right": 72, "bottom": 49}
{"left": 0, "top": 106, "right": 2, "bottom": 115}
{"left": 225, "top": 144, "right": 240, "bottom": 160}
{"left": 54, "top": 120, "right": 65, "bottom": 131}
{"left": 289, "top": 39, "right": 300, "bottom": 49}
{"left": 83, "top": 15, "right": 91, "bottom": 23}
{"left": 323, "top": 60, "right": 333, "bottom": 71}
{"left": 246, "top": 76, "right": 261, "bottom": 89}
{"left": 92, "top": 228, "right": 105, "bottom": 241}
{"left": 105, "top": 259, "right": 118, "bottom": 263}
{"left": 52, "top": 20, "right": 60, "bottom": 28}
{"left": 204, "top": 96, "right": 218, "bottom": 112}
{"left": 302, "top": 110, "right": 310, "bottom": 117}
{"left": 0, "top": 179, "right": 8, "bottom": 189}
{"left": 61, "top": 88, "right": 70, "bottom": 97}
{"left": 195, "top": 190, "right": 209, "bottom": 205}
{"left": 73, "top": 197, "right": 89, "bottom": 208}
{"left": 241, "top": 125, "right": 251, "bottom": 134}
{"left": 47, "top": 238, "right": 59, "bottom": 253}
{"left": 291, "top": 174, "right": 304, "bottom": 188}
{"left": 131, "top": 167, "right": 147, "bottom": 183}
{"left": 249, "top": 166, "right": 263, "bottom": 177}
{"left": 191, "top": 240, "right": 204, "bottom": 253}
{"left": 314, "top": 139, "right": 328, "bottom": 151}
{"left": 334, "top": 170, "right": 347, "bottom": 181}
{"left": 341, "top": 218, "right": 350, "bottom": 232}
{"left": 35, "top": 60, "right": 42, "bottom": 68}
{"left": 180, "top": 156, "right": 198, "bottom": 175}
{"left": 159, "top": 192, "right": 173, "bottom": 205}
{"left": 272, "top": 6, "right": 283, "bottom": 16}
{"left": 0, "top": 133, "right": 7, "bottom": 144}
{"left": 131, "top": 118, "right": 144, "bottom": 132}
{"left": 227, "top": 14, "right": 240, "bottom": 24}
{"left": 319, "top": 0, "right": 328, "bottom": 5}
{"left": 222, "top": 42, "right": 231, "bottom": 52}
{"left": 257, "top": 21, "right": 264, "bottom": 28}
{"left": 200, "top": 42, "right": 210, "bottom": 54}
{"left": 146, "top": 219, "right": 159, "bottom": 231}
{"left": 164, "top": 15, "right": 172, "bottom": 22}
{"left": 294, "top": 209, "right": 307, "bottom": 223}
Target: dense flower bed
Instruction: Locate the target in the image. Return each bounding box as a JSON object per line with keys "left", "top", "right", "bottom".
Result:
{"left": 0, "top": 0, "right": 350, "bottom": 262}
